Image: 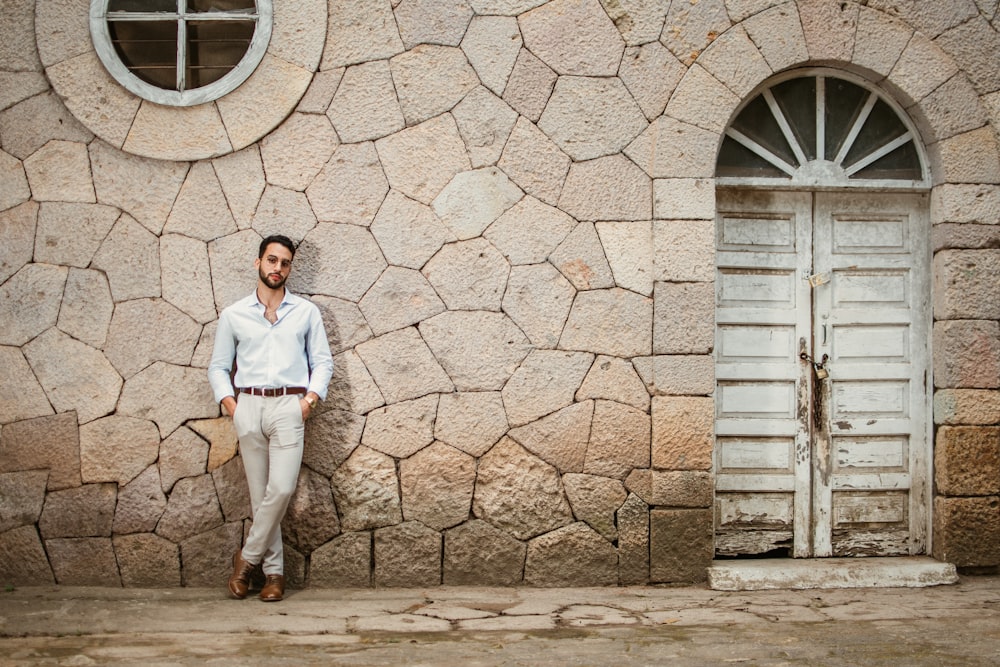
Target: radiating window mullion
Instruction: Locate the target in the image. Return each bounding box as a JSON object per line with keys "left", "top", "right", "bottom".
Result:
{"left": 816, "top": 76, "right": 825, "bottom": 163}
{"left": 176, "top": 16, "right": 187, "bottom": 92}
{"left": 725, "top": 128, "right": 798, "bottom": 176}
{"left": 763, "top": 89, "right": 808, "bottom": 167}
{"left": 834, "top": 91, "right": 878, "bottom": 166}
{"left": 843, "top": 132, "right": 913, "bottom": 176}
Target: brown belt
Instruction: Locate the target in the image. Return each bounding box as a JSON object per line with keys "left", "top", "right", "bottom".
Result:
{"left": 238, "top": 387, "right": 307, "bottom": 397}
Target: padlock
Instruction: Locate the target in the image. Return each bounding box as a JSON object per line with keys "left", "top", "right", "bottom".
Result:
{"left": 815, "top": 366, "right": 829, "bottom": 380}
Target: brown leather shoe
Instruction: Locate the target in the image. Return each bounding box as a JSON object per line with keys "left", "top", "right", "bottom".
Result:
{"left": 259, "top": 574, "right": 285, "bottom": 602}
{"left": 228, "top": 550, "right": 256, "bottom": 599}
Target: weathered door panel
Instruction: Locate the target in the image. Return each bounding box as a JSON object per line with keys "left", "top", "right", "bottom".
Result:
{"left": 715, "top": 190, "right": 930, "bottom": 558}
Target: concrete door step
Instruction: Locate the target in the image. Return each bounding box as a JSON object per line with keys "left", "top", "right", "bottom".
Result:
{"left": 708, "top": 556, "right": 959, "bottom": 591}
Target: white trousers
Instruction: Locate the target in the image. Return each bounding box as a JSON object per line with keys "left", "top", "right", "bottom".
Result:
{"left": 231, "top": 394, "right": 304, "bottom": 575}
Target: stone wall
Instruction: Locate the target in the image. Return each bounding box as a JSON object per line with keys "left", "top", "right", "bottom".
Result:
{"left": 1, "top": 0, "right": 1000, "bottom": 588}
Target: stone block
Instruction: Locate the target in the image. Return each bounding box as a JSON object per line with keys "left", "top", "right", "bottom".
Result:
{"left": 307, "top": 141, "right": 388, "bottom": 227}
{"left": 46, "top": 537, "right": 121, "bottom": 586}
{"left": 123, "top": 98, "right": 232, "bottom": 161}
{"left": 698, "top": 25, "right": 771, "bottom": 98}
{"left": 931, "top": 127, "right": 1000, "bottom": 185}
{"left": 651, "top": 470, "right": 713, "bottom": 507}
{"left": 633, "top": 354, "right": 715, "bottom": 396}
{"left": 207, "top": 230, "right": 260, "bottom": 312}
{"left": 104, "top": 298, "right": 203, "bottom": 379}
{"left": 0, "top": 201, "right": 35, "bottom": 284}
{"left": 23, "top": 140, "right": 94, "bottom": 203}
{"left": 401, "top": 442, "right": 476, "bottom": 531}
{"left": 660, "top": 0, "right": 730, "bottom": 65}
{"left": 251, "top": 185, "right": 317, "bottom": 243}
{"left": 89, "top": 139, "right": 187, "bottom": 235}
{"left": 520, "top": 0, "right": 623, "bottom": 75}
{"left": 626, "top": 117, "right": 718, "bottom": 180}
{"left": 649, "top": 508, "right": 712, "bottom": 583}
{"left": 933, "top": 496, "right": 1000, "bottom": 568}
{"left": 374, "top": 113, "right": 471, "bottom": 205}
{"left": 361, "top": 393, "right": 439, "bottom": 458}
{"left": 294, "top": 223, "right": 386, "bottom": 302}
{"left": 585, "top": 400, "right": 651, "bottom": 480}
{"left": 624, "top": 468, "right": 653, "bottom": 505}
{"left": 563, "top": 473, "right": 627, "bottom": 542}
{"left": 651, "top": 396, "right": 714, "bottom": 470}
{"left": 934, "top": 389, "right": 1000, "bottom": 426}
{"left": 444, "top": 520, "right": 526, "bottom": 586}
{"left": 112, "top": 465, "right": 166, "bottom": 534}
{"left": 596, "top": 220, "right": 653, "bottom": 296}
{"left": 853, "top": 6, "right": 912, "bottom": 77}
{"left": 0, "top": 470, "right": 48, "bottom": 533}
{"left": 617, "top": 492, "right": 650, "bottom": 585}
{"left": 0, "top": 412, "right": 80, "bottom": 490}
{"left": 932, "top": 224, "right": 1000, "bottom": 254}
{"left": 560, "top": 288, "right": 653, "bottom": 358}
{"left": 179, "top": 522, "right": 243, "bottom": 588}
{"left": 302, "top": 408, "right": 365, "bottom": 477}
{"left": 310, "top": 532, "right": 372, "bottom": 587}
{"left": 211, "top": 455, "right": 250, "bottom": 524}
{"left": 502, "top": 263, "right": 576, "bottom": 348}
{"left": 296, "top": 68, "right": 342, "bottom": 115}
{"left": 913, "top": 73, "right": 988, "bottom": 144}
{"left": 358, "top": 266, "right": 445, "bottom": 337}
{"left": 156, "top": 474, "right": 224, "bottom": 544}
{"left": 549, "top": 220, "right": 615, "bottom": 290}
{"left": 935, "top": 426, "right": 1000, "bottom": 496}
{"left": 524, "top": 522, "right": 618, "bottom": 586}
{"left": 212, "top": 145, "right": 265, "bottom": 230}
{"left": 390, "top": 45, "right": 478, "bottom": 126}
{"left": 933, "top": 320, "right": 1000, "bottom": 389}
{"left": 508, "top": 401, "right": 593, "bottom": 473}
{"left": 473, "top": 437, "right": 574, "bottom": 540}
{"left": 743, "top": 2, "right": 809, "bottom": 72}
{"left": 653, "top": 177, "right": 716, "bottom": 221}
{"left": 420, "top": 311, "right": 532, "bottom": 391}
{"left": 486, "top": 196, "right": 576, "bottom": 266}
{"left": 559, "top": 154, "right": 652, "bottom": 222}
{"left": 888, "top": 32, "right": 958, "bottom": 107}
{"left": 322, "top": 0, "right": 404, "bottom": 69}
{"left": 933, "top": 250, "right": 1000, "bottom": 320}
{"left": 281, "top": 467, "right": 341, "bottom": 553}
{"left": 619, "top": 41, "right": 684, "bottom": 121}
{"left": 576, "top": 355, "right": 650, "bottom": 411}
{"left": 502, "top": 48, "right": 557, "bottom": 122}
{"left": 425, "top": 237, "right": 509, "bottom": 310}
{"left": 0, "top": 263, "right": 67, "bottom": 347}
{"left": 79, "top": 416, "right": 159, "bottom": 486}
{"left": 654, "top": 281, "right": 714, "bottom": 354}
{"left": 371, "top": 190, "right": 455, "bottom": 271}
{"left": 799, "top": 0, "right": 858, "bottom": 62}
{"left": 91, "top": 213, "right": 161, "bottom": 301}
{"left": 503, "top": 350, "right": 593, "bottom": 427}
{"left": 0, "top": 525, "right": 55, "bottom": 585}
{"left": 936, "top": 16, "right": 1000, "bottom": 93}
{"left": 114, "top": 533, "right": 181, "bottom": 587}
{"left": 433, "top": 167, "right": 523, "bottom": 241}
{"left": 653, "top": 219, "right": 715, "bottom": 282}
{"left": 162, "top": 161, "right": 237, "bottom": 242}
{"left": 260, "top": 112, "right": 337, "bottom": 192}
{"left": 58, "top": 268, "right": 114, "bottom": 348}
{"left": 867, "top": 0, "right": 976, "bottom": 38}
{"left": 461, "top": 15, "right": 521, "bottom": 96}
{"left": 453, "top": 86, "right": 519, "bottom": 169}
{"left": 931, "top": 184, "right": 1000, "bottom": 225}
{"left": 497, "top": 116, "right": 569, "bottom": 205}
{"left": 327, "top": 350, "right": 385, "bottom": 416}
{"left": 331, "top": 446, "right": 402, "bottom": 532}
{"left": 355, "top": 327, "right": 455, "bottom": 408}
{"left": 0, "top": 92, "right": 93, "bottom": 161}
{"left": 539, "top": 76, "right": 647, "bottom": 161}
{"left": 435, "top": 392, "right": 508, "bottom": 458}
{"left": 0, "top": 346, "right": 53, "bottom": 425}
{"left": 374, "top": 521, "right": 442, "bottom": 587}
{"left": 665, "top": 65, "right": 739, "bottom": 134}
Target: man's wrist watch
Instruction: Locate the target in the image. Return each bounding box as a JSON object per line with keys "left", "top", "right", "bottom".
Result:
{"left": 305, "top": 395, "right": 318, "bottom": 409}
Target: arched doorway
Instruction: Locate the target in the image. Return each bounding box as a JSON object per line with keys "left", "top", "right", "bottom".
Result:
{"left": 713, "top": 69, "right": 932, "bottom": 558}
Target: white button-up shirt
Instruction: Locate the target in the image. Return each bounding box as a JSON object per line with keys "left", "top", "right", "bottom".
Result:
{"left": 207, "top": 290, "right": 334, "bottom": 403}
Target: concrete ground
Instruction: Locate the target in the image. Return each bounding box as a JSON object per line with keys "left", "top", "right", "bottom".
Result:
{"left": 2, "top": 575, "right": 999, "bottom": 666}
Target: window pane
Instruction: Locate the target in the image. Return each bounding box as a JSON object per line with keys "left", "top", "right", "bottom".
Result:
{"left": 731, "top": 95, "right": 798, "bottom": 168}
{"left": 851, "top": 141, "right": 922, "bottom": 180}
{"left": 716, "top": 135, "right": 790, "bottom": 179}
{"left": 109, "top": 0, "right": 178, "bottom": 11}
{"left": 109, "top": 20, "right": 177, "bottom": 89}
{"left": 843, "top": 99, "right": 908, "bottom": 169}
{"left": 824, "top": 77, "right": 867, "bottom": 161}
{"left": 186, "top": 20, "right": 254, "bottom": 88}
{"left": 189, "top": 0, "right": 256, "bottom": 11}
{"left": 771, "top": 77, "right": 816, "bottom": 161}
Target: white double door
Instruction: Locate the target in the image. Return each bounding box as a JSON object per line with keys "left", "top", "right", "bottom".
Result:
{"left": 714, "top": 189, "right": 931, "bottom": 558}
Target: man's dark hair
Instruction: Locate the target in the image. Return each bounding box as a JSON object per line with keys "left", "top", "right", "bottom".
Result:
{"left": 258, "top": 234, "right": 296, "bottom": 259}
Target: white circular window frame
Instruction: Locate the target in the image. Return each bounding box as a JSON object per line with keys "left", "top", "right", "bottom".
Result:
{"left": 37, "top": 0, "right": 327, "bottom": 162}
{"left": 89, "top": 0, "right": 274, "bottom": 108}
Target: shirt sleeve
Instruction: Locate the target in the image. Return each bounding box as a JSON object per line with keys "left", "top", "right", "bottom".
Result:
{"left": 304, "top": 306, "right": 334, "bottom": 401}
{"left": 207, "top": 310, "right": 237, "bottom": 404}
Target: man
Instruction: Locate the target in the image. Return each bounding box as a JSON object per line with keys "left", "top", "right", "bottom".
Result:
{"left": 208, "top": 234, "right": 334, "bottom": 602}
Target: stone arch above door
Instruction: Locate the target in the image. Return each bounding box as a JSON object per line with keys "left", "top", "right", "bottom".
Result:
{"left": 654, "top": 2, "right": 1000, "bottom": 193}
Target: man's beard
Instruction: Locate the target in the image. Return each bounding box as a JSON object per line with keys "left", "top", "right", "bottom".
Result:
{"left": 259, "top": 267, "right": 286, "bottom": 289}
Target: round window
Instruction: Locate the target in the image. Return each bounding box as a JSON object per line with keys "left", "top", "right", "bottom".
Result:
{"left": 90, "top": 0, "right": 273, "bottom": 107}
